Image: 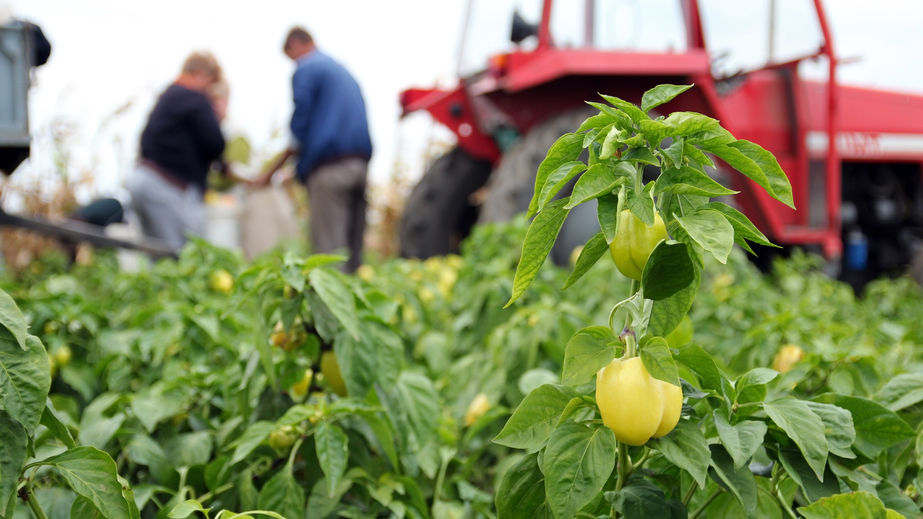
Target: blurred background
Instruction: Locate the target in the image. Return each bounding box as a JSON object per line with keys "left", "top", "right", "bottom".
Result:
{"left": 3, "top": 0, "right": 923, "bottom": 273}
{"left": 6, "top": 0, "right": 923, "bottom": 199}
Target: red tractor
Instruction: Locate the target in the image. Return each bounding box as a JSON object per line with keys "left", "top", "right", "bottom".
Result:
{"left": 398, "top": 0, "right": 923, "bottom": 285}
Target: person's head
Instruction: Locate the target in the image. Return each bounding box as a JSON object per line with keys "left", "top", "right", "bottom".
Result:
{"left": 179, "top": 51, "right": 222, "bottom": 92}
{"left": 207, "top": 79, "right": 229, "bottom": 121}
{"left": 283, "top": 26, "right": 314, "bottom": 61}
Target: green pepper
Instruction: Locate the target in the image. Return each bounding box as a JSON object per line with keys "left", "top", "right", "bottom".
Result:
{"left": 609, "top": 209, "right": 669, "bottom": 280}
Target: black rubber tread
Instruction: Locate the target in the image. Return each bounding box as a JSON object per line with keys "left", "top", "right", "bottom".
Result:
{"left": 478, "top": 107, "right": 595, "bottom": 224}
{"left": 399, "top": 147, "right": 492, "bottom": 259}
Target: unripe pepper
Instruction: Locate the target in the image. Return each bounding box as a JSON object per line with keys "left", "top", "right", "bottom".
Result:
{"left": 596, "top": 357, "right": 683, "bottom": 445}
{"left": 609, "top": 210, "right": 669, "bottom": 280}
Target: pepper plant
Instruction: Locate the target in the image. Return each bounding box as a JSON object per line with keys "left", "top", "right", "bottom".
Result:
{"left": 495, "top": 85, "right": 918, "bottom": 518}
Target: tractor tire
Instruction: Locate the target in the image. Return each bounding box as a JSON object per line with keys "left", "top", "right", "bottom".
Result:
{"left": 479, "top": 107, "right": 597, "bottom": 264}
{"left": 399, "top": 147, "right": 492, "bottom": 259}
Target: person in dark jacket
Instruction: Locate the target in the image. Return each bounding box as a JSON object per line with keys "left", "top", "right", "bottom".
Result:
{"left": 127, "top": 51, "right": 227, "bottom": 251}
{"left": 254, "top": 27, "right": 372, "bottom": 272}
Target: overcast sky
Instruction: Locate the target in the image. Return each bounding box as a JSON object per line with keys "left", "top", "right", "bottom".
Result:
{"left": 5, "top": 0, "right": 923, "bottom": 204}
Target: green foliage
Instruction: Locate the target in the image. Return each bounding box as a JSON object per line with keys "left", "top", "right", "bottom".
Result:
{"left": 1, "top": 86, "right": 923, "bottom": 516}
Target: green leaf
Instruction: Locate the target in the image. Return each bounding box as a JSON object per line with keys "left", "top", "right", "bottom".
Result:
{"left": 562, "top": 232, "right": 609, "bottom": 289}
{"left": 655, "top": 166, "right": 738, "bottom": 197}
{"left": 533, "top": 161, "right": 586, "bottom": 216}
{"left": 675, "top": 343, "right": 723, "bottom": 391}
{"left": 506, "top": 199, "right": 571, "bottom": 307}
{"left": 639, "top": 337, "right": 680, "bottom": 386}
{"left": 586, "top": 102, "right": 635, "bottom": 129}
{"left": 561, "top": 326, "right": 618, "bottom": 386}
{"left": 230, "top": 421, "right": 275, "bottom": 464}
{"left": 165, "top": 431, "right": 213, "bottom": 468}
{"left": 642, "top": 241, "right": 696, "bottom": 301}
{"left": 648, "top": 257, "right": 701, "bottom": 338}
{"left": 315, "top": 422, "right": 349, "bottom": 498}
{"left": 763, "top": 398, "right": 828, "bottom": 481}
{"left": 813, "top": 394, "right": 915, "bottom": 459}
{"left": 130, "top": 382, "right": 192, "bottom": 433}
{"left": 529, "top": 133, "right": 585, "bottom": 216}
{"left": 638, "top": 119, "right": 669, "bottom": 146}
{"left": 662, "top": 138, "right": 684, "bottom": 168}
{"left": 577, "top": 112, "right": 616, "bottom": 133}
{"left": 42, "top": 400, "right": 77, "bottom": 449}
{"left": 874, "top": 478, "right": 922, "bottom": 519}
{"left": 0, "top": 289, "right": 27, "bottom": 350}
{"left": 805, "top": 401, "right": 856, "bottom": 459}
{"left": 728, "top": 139, "right": 794, "bottom": 208}
{"left": 0, "top": 410, "right": 27, "bottom": 516}
{"left": 708, "top": 444, "right": 758, "bottom": 516}
{"left": 387, "top": 372, "right": 440, "bottom": 455}
{"left": 799, "top": 491, "right": 890, "bottom": 519}
{"left": 663, "top": 111, "right": 722, "bottom": 137}
{"left": 875, "top": 373, "right": 923, "bottom": 411}
{"left": 541, "top": 423, "right": 617, "bottom": 519}
{"left": 703, "top": 202, "right": 776, "bottom": 253}
{"left": 735, "top": 368, "right": 778, "bottom": 405}
{"left": 623, "top": 146, "right": 659, "bottom": 166}
{"left": 651, "top": 420, "right": 709, "bottom": 488}
{"left": 702, "top": 139, "right": 794, "bottom": 209}
{"left": 610, "top": 476, "right": 686, "bottom": 519}
{"left": 683, "top": 142, "right": 714, "bottom": 167}
{"left": 713, "top": 412, "right": 767, "bottom": 470}
{"left": 495, "top": 453, "right": 552, "bottom": 519}
{"left": 494, "top": 384, "right": 579, "bottom": 449}
{"left": 309, "top": 268, "right": 360, "bottom": 340}
{"left": 626, "top": 182, "right": 655, "bottom": 225}
{"left": 598, "top": 193, "right": 620, "bottom": 243}
{"left": 168, "top": 499, "right": 209, "bottom": 518}
{"left": 641, "top": 84, "right": 693, "bottom": 112}
{"left": 353, "top": 409, "right": 400, "bottom": 471}
{"left": 41, "top": 446, "right": 133, "bottom": 519}
{"left": 600, "top": 94, "right": 650, "bottom": 123}
{"left": 566, "top": 162, "right": 632, "bottom": 209}
{"left": 674, "top": 209, "right": 735, "bottom": 264}
{"left": 0, "top": 333, "right": 51, "bottom": 435}
{"left": 601, "top": 125, "right": 623, "bottom": 159}
{"left": 777, "top": 448, "right": 840, "bottom": 503}
{"left": 336, "top": 319, "right": 403, "bottom": 398}
{"left": 256, "top": 464, "right": 306, "bottom": 519}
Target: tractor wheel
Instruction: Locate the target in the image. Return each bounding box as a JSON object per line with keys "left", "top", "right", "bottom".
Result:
{"left": 399, "top": 147, "right": 492, "bottom": 259}
{"left": 479, "top": 107, "right": 597, "bottom": 264}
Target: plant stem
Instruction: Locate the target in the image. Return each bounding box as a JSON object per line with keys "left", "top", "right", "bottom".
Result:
{"left": 24, "top": 480, "right": 49, "bottom": 519}
{"left": 611, "top": 442, "right": 632, "bottom": 519}
{"left": 682, "top": 482, "right": 698, "bottom": 505}
{"left": 770, "top": 468, "right": 798, "bottom": 519}
{"left": 624, "top": 333, "right": 638, "bottom": 358}
{"left": 616, "top": 443, "right": 631, "bottom": 491}
{"left": 689, "top": 489, "right": 722, "bottom": 519}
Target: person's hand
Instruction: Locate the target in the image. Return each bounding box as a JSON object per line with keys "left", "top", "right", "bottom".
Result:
{"left": 249, "top": 172, "right": 273, "bottom": 187}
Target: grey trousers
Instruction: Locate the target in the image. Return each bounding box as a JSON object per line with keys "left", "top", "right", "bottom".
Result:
{"left": 306, "top": 157, "right": 368, "bottom": 272}
{"left": 127, "top": 163, "right": 204, "bottom": 252}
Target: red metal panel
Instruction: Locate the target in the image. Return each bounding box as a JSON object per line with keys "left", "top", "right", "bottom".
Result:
{"left": 498, "top": 49, "right": 711, "bottom": 93}
{"left": 399, "top": 87, "right": 501, "bottom": 162}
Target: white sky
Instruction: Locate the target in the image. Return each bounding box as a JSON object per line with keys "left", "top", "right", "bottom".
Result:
{"left": 5, "top": 0, "right": 923, "bottom": 205}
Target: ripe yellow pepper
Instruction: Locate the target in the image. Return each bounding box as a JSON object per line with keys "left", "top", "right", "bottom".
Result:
{"left": 609, "top": 210, "right": 669, "bottom": 280}
{"left": 596, "top": 357, "right": 683, "bottom": 445}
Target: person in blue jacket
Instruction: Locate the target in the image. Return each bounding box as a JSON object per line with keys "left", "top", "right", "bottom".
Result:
{"left": 255, "top": 26, "right": 372, "bottom": 272}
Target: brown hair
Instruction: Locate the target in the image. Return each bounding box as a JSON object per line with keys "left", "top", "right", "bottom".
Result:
{"left": 283, "top": 26, "right": 313, "bottom": 53}
{"left": 181, "top": 51, "right": 223, "bottom": 83}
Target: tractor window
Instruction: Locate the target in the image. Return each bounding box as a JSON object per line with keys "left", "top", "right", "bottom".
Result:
{"left": 458, "top": 0, "right": 543, "bottom": 77}
{"left": 700, "top": 0, "right": 824, "bottom": 78}
{"left": 550, "top": 0, "right": 687, "bottom": 51}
